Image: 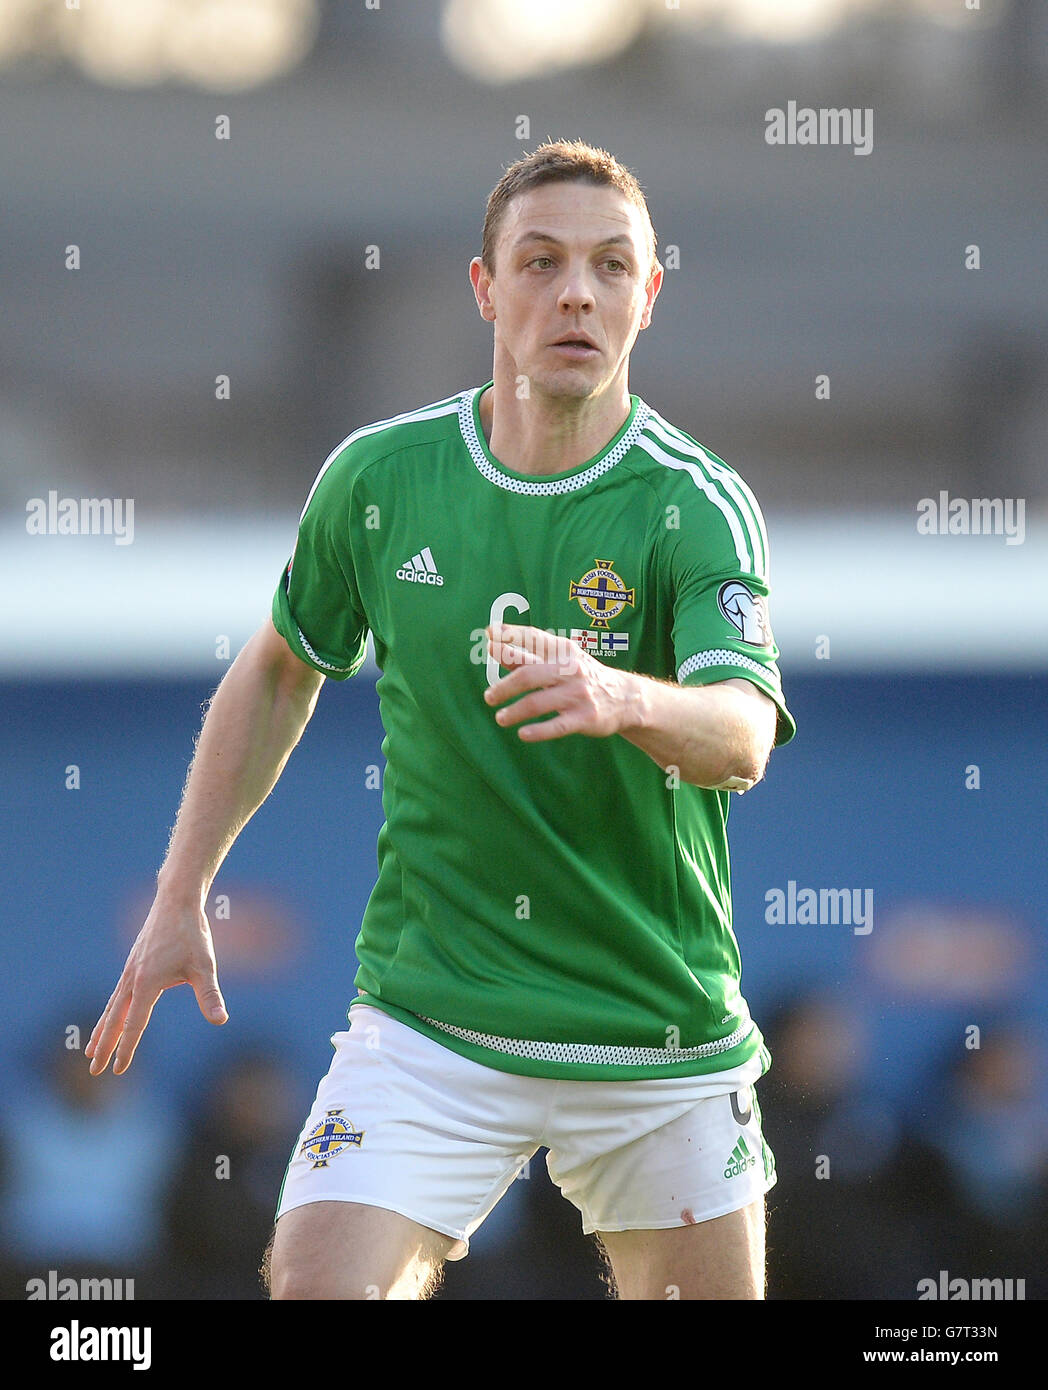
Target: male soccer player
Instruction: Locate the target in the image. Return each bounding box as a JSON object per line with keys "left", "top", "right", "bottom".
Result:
{"left": 87, "top": 140, "right": 795, "bottom": 1301}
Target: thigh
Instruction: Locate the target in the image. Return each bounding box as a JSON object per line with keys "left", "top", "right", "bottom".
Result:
{"left": 547, "top": 1080, "right": 775, "bottom": 1299}
{"left": 273, "top": 1006, "right": 543, "bottom": 1286}
{"left": 268, "top": 1199, "right": 454, "bottom": 1301}
{"left": 598, "top": 1195, "right": 765, "bottom": 1300}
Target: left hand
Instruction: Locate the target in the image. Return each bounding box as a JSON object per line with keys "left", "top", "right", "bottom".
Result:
{"left": 483, "top": 623, "right": 639, "bottom": 741}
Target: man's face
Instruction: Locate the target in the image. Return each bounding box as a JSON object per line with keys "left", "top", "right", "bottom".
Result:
{"left": 471, "top": 181, "right": 661, "bottom": 403}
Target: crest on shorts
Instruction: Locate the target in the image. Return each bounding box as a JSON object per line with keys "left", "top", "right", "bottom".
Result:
{"left": 299, "top": 1108, "right": 364, "bottom": 1169}
{"left": 569, "top": 558, "right": 635, "bottom": 630}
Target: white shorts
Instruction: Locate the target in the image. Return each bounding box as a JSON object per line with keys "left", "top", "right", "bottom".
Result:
{"left": 276, "top": 1004, "right": 776, "bottom": 1259}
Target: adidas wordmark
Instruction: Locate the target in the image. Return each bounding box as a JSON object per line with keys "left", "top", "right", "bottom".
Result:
{"left": 396, "top": 546, "right": 444, "bottom": 586}
{"left": 724, "top": 1135, "right": 758, "bottom": 1180}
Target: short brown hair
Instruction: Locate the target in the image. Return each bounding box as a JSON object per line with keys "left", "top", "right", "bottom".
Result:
{"left": 481, "top": 139, "right": 658, "bottom": 278}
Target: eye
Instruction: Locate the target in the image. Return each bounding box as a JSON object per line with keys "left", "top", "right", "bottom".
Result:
{"left": 603, "top": 258, "right": 627, "bottom": 272}
{"left": 528, "top": 256, "right": 555, "bottom": 269}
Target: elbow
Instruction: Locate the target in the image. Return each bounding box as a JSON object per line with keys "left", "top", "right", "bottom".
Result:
{"left": 708, "top": 764, "right": 761, "bottom": 794}
{"left": 713, "top": 692, "right": 777, "bottom": 791}
{"left": 706, "top": 738, "right": 772, "bottom": 794}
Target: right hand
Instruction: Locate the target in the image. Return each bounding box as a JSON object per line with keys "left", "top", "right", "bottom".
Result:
{"left": 85, "top": 896, "right": 228, "bottom": 1076}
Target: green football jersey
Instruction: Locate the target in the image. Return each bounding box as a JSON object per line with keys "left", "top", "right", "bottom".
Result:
{"left": 271, "top": 382, "right": 795, "bottom": 1081}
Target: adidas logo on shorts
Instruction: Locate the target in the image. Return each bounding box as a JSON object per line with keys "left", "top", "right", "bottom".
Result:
{"left": 396, "top": 546, "right": 444, "bottom": 585}
{"left": 723, "top": 1135, "right": 758, "bottom": 1180}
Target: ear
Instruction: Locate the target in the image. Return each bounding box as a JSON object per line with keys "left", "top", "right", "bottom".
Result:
{"left": 470, "top": 256, "right": 496, "bottom": 323}
{"left": 639, "top": 262, "right": 663, "bottom": 331}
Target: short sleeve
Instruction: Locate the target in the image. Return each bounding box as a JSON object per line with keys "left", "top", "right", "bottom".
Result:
{"left": 270, "top": 455, "right": 369, "bottom": 681}
{"left": 666, "top": 469, "right": 796, "bottom": 747}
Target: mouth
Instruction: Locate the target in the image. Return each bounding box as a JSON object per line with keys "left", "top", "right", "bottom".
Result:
{"left": 549, "top": 335, "right": 599, "bottom": 356}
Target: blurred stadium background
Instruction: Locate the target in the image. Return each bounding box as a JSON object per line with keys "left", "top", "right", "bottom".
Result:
{"left": 1, "top": 0, "right": 1046, "bottom": 1301}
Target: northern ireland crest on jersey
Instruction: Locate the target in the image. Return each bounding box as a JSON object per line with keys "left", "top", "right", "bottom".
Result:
{"left": 299, "top": 1109, "right": 364, "bottom": 1168}
{"left": 717, "top": 581, "right": 772, "bottom": 647}
{"left": 569, "top": 559, "right": 635, "bottom": 631}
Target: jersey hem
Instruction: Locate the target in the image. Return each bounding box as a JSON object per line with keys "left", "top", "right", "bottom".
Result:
{"left": 579, "top": 1173, "right": 778, "bottom": 1236}
{"left": 274, "top": 1190, "right": 469, "bottom": 1248}
{"left": 271, "top": 562, "right": 368, "bottom": 681}
{"left": 351, "top": 995, "right": 767, "bottom": 1083}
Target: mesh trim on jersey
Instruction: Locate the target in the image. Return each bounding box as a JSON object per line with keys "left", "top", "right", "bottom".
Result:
{"left": 459, "top": 389, "right": 651, "bottom": 495}
{"left": 295, "top": 624, "right": 356, "bottom": 674}
{"left": 677, "top": 649, "right": 771, "bottom": 684}
{"left": 415, "top": 1013, "right": 754, "bottom": 1065}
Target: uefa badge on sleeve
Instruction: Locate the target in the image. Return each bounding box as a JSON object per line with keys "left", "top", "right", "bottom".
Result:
{"left": 717, "top": 581, "right": 772, "bottom": 647}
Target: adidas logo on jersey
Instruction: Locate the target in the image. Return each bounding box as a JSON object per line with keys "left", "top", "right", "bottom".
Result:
{"left": 396, "top": 546, "right": 444, "bottom": 586}
{"left": 723, "top": 1135, "right": 757, "bottom": 1180}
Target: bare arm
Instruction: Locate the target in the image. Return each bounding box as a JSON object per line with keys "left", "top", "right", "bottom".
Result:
{"left": 616, "top": 676, "right": 776, "bottom": 791}
{"left": 484, "top": 624, "right": 778, "bottom": 791}
{"left": 86, "top": 618, "right": 325, "bottom": 1075}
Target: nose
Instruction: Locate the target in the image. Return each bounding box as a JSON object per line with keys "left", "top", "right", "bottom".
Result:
{"left": 557, "top": 266, "right": 595, "bottom": 314}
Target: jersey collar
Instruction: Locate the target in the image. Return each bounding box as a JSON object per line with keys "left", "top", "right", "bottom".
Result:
{"left": 459, "top": 382, "right": 650, "bottom": 496}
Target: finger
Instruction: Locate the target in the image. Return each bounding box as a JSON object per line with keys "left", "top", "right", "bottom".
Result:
{"left": 487, "top": 622, "right": 552, "bottom": 651}
{"left": 487, "top": 637, "right": 545, "bottom": 671}
{"left": 85, "top": 976, "right": 128, "bottom": 1058}
{"left": 112, "top": 987, "right": 164, "bottom": 1075}
{"left": 485, "top": 660, "right": 560, "bottom": 706}
{"left": 516, "top": 713, "right": 578, "bottom": 742}
{"left": 84, "top": 1007, "right": 110, "bottom": 1059}
{"left": 87, "top": 983, "right": 133, "bottom": 1074}
{"left": 191, "top": 971, "right": 228, "bottom": 1026}
{"left": 84, "top": 1017, "right": 104, "bottom": 1059}
{"left": 490, "top": 645, "right": 579, "bottom": 690}
{"left": 494, "top": 689, "right": 563, "bottom": 729}
{"left": 488, "top": 624, "right": 572, "bottom": 667}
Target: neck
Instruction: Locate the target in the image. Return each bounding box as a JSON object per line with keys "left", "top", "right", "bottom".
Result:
{"left": 478, "top": 373, "right": 632, "bottom": 478}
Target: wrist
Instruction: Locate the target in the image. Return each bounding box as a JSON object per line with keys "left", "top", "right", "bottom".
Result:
{"left": 155, "top": 867, "right": 208, "bottom": 912}
{"left": 615, "top": 669, "right": 651, "bottom": 736}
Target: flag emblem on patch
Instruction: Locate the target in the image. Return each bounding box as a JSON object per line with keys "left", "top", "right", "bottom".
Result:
{"left": 571, "top": 629, "right": 629, "bottom": 655}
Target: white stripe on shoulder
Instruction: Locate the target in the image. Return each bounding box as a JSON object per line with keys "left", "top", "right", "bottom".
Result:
{"left": 635, "top": 434, "right": 752, "bottom": 572}
{"left": 643, "top": 414, "right": 768, "bottom": 581}
{"left": 298, "top": 392, "right": 464, "bottom": 522}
